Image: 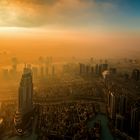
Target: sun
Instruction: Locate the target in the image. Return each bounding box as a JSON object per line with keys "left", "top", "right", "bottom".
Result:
{"left": 0, "top": 27, "right": 25, "bottom": 33}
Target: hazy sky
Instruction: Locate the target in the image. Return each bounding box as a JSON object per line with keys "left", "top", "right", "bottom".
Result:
{"left": 0, "top": 0, "right": 140, "bottom": 58}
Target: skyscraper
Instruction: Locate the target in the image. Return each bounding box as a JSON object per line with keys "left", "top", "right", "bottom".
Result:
{"left": 18, "top": 66, "right": 33, "bottom": 113}
{"left": 110, "top": 92, "right": 117, "bottom": 119}
{"left": 130, "top": 99, "right": 140, "bottom": 139}
{"left": 14, "top": 66, "right": 34, "bottom": 135}
{"left": 131, "top": 69, "right": 140, "bottom": 81}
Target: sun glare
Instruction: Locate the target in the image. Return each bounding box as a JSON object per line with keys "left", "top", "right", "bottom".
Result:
{"left": 0, "top": 27, "right": 27, "bottom": 33}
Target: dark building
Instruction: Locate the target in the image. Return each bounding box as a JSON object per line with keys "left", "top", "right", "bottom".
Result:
{"left": 107, "top": 91, "right": 119, "bottom": 120}
{"left": 86, "top": 65, "right": 90, "bottom": 75}
{"left": 118, "top": 94, "right": 127, "bottom": 116}
{"left": 91, "top": 66, "right": 94, "bottom": 74}
{"left": 79, "top": 63, "right": 86, "bottom": 75}
{"left": 115, "top": 94, "right": 128, "bottom": 133}
{"left": 130, "top": 99, "right": 140, "bottom": 139}
{"left": 96, "top": 63, "right": 108, "bottom": 76}
{"left": 52, "top": 65, "right": 55, "bottom": 76}
{"left": 110, "top": 68, "right": 117, "bottom": 75}
{"left": 98, "top": 64, "right": 102, "bottom": 75}
{"left": 131, "top": 69, "right": 140, "bottom": 81}
{"left": 79, "top": 63, "right": 83, "bottom": 75}
{"left": 14, "top": 66, "right": 34, "bottom": 135}
{"left": 101, "top": 64, "right": 108, "bottom": 72}
{"left": 95, "top": 64, "right": 99, "bottom": 75}
{"left": 115, "top": 114, "right": 125, "bottom": 132}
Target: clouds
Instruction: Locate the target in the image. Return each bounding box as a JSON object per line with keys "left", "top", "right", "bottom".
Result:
{"left": 0, "top": 0, "right": 58, "bottom": 5}
{"left": 0, "top": 0, "right": 139, "bottom": 30}
{"left": 0, "top": 0, "right": 116, "bottom": 27}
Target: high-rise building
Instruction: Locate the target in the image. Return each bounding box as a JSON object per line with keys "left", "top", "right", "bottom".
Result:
{"left": 91, "top": 66, "right": 94, "bottom": 75}
{"left": 79, "top": 63, "right": 83, "bottom": 75}
{"left": 79, "top": 63, "right": 86, "bottom": 75}
{"left": 0, "top": 118, "right": 4, "bottom": 136}
{"left": 52, "top": 65, "right": 55, "bottom": 76}
{"left": 110, "top": 92, "right": 117, "bottom": 119}
{"left": 95, "top": 64, "right": 99, "bottom": 75}
{"left": 130, "top": 100, "right": 140, "bottom": 139}
{"left": 86, "top": 65, "right": 90, "bottom": 75}
{"left": 83, "top": 64, "right": 86, "bottom": 74}
{"left": 107, "top": 91, "right": 119, "bottom": 120}
{"left": 131, "top": 69, "right": 140, "bottom": 81}
{"left": 110, "top": 68, "right": 117, "bottom": 75}
{"left": 115, "top": 114, "right": 125, "bottom": 131}
{"left": 98, "top": 64, "right": 102, "bottom": 75}
{"left": 14, "top": 66, "right": 34, "bottom": 135}
{"left": 45, "top": 66, "right": 49, "bottom": 76}
{"left": 32, "top": 66, "right": 38, "bottom": 79}
{"left": 101, "top": 64, "right": 108, "bottom": 72}
{"left": 18, "top": 67, "right": 33, "bottom": 113}
{"left": 119, "top": 94, "right": 127, "bottom": 116}
{"left": 40, "top": 66, "right": 44, "bottom": 78}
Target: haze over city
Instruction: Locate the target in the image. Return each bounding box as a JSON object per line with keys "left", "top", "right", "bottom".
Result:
{"left": 0, "top": 0, "right": 140, "bottom": 140}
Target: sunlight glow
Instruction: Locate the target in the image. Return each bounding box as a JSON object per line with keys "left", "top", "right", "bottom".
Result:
{"left": 0, "top": 27, "right": 28, "bottom": 33}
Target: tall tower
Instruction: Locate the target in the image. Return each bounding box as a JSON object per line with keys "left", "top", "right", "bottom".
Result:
{"left": 14, "top": 66, "right": 34, "bottom": 135}
{"left": 18, "top": 66, "right": 33, "bottom": 114}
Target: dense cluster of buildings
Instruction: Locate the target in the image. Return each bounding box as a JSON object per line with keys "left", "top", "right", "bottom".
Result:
{"left": 36, "top": 102, "right": 100, "bottom": 140}
{"left": 0, "top": 58, "right": 140, "bottom": 140}
{"left": 12, "top": 66, "right": 103, "bottom": 139}
{"left": 79, "top": 63, "right": 108, "bottom": 76}
{"left": 106, "top": 80, "right": 140, "bottom": 140}
{"left": 2, "top": 65, "right": 18, "bottom": 80}
{"left": 79, "top": 62, "right": 117, "bottom": 80}
{"left": 32, "top": 65, "right": 55, "bottom": 79}
{"left": 1, "top": 56, "right": 55, "bottom": 81}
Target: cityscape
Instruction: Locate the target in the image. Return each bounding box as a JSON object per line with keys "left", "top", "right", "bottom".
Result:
{"left": 0, "top": 57, "right": 140, "bottom": 140}
{"left": 0, "top": 0, "right": 140, "bottom": 140}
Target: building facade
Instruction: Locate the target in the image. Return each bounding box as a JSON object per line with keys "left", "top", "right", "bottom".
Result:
{"left": 14, "top": 66, "right": 34, "bottom": 135}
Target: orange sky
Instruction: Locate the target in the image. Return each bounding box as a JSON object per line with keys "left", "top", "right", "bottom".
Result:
{"left": 0, "top": 27, "right": 140, "bottom": 60}
{"left": 0, "top": 0, "right": 140, "bottom": 59}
